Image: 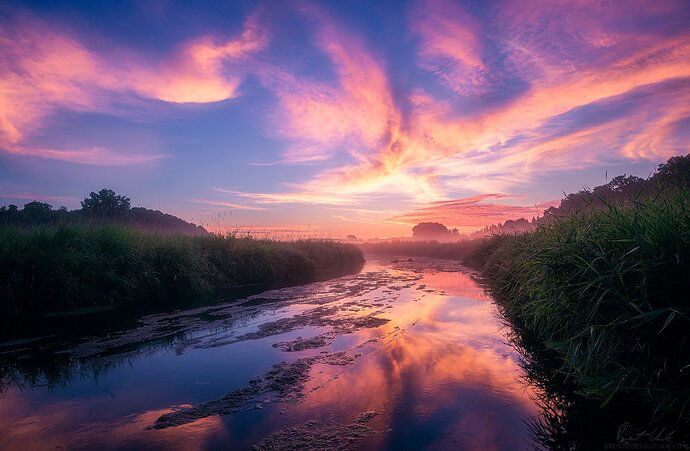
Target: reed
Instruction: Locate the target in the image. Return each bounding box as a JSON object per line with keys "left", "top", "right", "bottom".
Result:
{"left": 481, "top": 190, "right": 690, "bottom": 425}
{"left": 0, "top": 224, "right": 364, "bottom": 319}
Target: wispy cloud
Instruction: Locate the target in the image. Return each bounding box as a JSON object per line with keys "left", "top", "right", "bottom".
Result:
{"left": 389, "top": 194, "right": 560, "bottom": 227}
{"left": 412, "top": 0, "right": 489, "bottom": 95}
{"left": 213, "top": 187, "right": 358, "bottom": 206}
{"left": 188, "top": 198, "right": 268, "bottom": 211}
{"left": 6, "top": 145, "right": 167, "bottom": 166}
{"left": 0, "top": 192, "right": 77, "bottom": 203}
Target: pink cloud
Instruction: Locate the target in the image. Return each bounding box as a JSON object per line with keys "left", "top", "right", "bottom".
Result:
{"left": 256, "top": 0, "right": 690, "bottom": 205}
{"left": 129, "top": 13, "right": 267, "bottom": 103}
{"left": 254, "top": 5, "right": 400, "bottom": 167}
{"left": 412, "top": 0, "right": 489, "bottom": 95}
{"left": 0, "top": 11, "right": 266, "bottom": 165}
{"left": 4, "top": 0, "right": 690, "bottom": 219}
{"left": 389, "top": 194, "right": 560, "bottom": 228}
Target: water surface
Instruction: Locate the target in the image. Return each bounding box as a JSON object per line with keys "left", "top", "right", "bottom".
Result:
{"left": 0, "top": 258, "right": 542, "bottom": 450}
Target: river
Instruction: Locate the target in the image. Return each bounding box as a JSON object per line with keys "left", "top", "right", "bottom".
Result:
{"left": 0, "top": 257, "right": 544, "bottom": 450}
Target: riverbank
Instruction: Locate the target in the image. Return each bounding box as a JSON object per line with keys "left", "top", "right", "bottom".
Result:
{"left": 0, "top": 224, "right": 364, "bottom": 320}
{"left": 362, "top": 190, "right": 690, "bottom": 445}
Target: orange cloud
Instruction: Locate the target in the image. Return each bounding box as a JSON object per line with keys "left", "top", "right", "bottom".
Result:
{"left": 130, "top": 13, "right": 266, "bottom": 103}
{"left": 248, "top": 0, "right": 690, "bottom": 207}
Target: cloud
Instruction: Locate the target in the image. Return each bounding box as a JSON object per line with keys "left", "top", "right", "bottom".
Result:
{"left": 6, "top": 145, "right": 167, "bottom": 166}
{"left": 254, "top": 4, "right": 400, "bottom": 170}
{"left": 213, "top": 187, "right": 359, "bottom": 206}
{"left": 0, "top": 192, "right": 77, "bottom": 203}
{"left": 188, "top": 198, "right": 268, "bottom": 211}
{"left": 249, "top": 5, "right": 450, "bottom": 203}
{"left": 412, "top": 0, "right": 489, "bottom": 95}
{"left": 389, "top": 194, "right": 560, "bottom": 227}
{"left": 4, "top": 0, "right": 690, "bottom": 220}
{"left": 0, "top": 11, "right": 266, "bottom": 165}
{"left": 250, "top": 0, "right": 690, "bottom": 206}
{"left": 129, "top": 13, "right": 267, "bottom": 103}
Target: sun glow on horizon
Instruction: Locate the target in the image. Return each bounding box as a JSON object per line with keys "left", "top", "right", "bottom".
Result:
{"left": 1, "top": 0, "right": 689, "bottom": 238}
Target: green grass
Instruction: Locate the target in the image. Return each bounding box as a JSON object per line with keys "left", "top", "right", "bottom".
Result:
{"left": 0, "top": 224, "right": 364, "bottom": 319}
{"left": 480, "top": 191, "right": 690, "bottom": 424}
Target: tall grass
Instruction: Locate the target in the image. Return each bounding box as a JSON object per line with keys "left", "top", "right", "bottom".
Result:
{"left": 0, "top": 224, "right": 364, "bottom": 319}
{"left": 482, "top": 191, "right": 690, "bottom": 426}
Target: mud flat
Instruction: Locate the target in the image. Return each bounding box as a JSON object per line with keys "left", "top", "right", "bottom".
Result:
{"left": 252, "top": 411, "right": 381, "bottom": 451}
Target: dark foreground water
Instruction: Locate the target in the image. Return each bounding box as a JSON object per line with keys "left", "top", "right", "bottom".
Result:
{"left": 0, "top": 258, "right": 543, "bottom": 450}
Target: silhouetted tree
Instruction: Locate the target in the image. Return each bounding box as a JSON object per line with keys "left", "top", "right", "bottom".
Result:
{"left": 413, "top": 222, "right": 450, "bottom": 239}
{"left": 22, "top": 201, "right": 53, "bottom": 223}
{"left": 346, "top": 234, "right": 358, "bottom": 241}
{"left": 656, "top": 154, "right": 690, "bottom": 188}
{"left": 81, "top": 189, "right": 131, "bottom": 218}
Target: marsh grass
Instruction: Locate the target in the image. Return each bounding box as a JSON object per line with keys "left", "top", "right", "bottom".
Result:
{"left": 0, "top": 224, "right": 364, "bottom": 319}
{"left": 482, "top": 190, "right": 690, "bottom": 428}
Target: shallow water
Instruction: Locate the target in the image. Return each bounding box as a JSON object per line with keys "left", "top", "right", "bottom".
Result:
{"left": 0, "top": 258, "right": 542, "bottom": 450}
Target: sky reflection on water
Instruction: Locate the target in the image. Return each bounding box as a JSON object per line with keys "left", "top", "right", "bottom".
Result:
{"left": 0, "top": 258, "right": 541, "bottom": 450}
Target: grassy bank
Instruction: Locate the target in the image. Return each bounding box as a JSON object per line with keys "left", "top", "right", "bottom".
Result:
{"left": 0, "top": 224, "right": 364, "bottom": 319}
{"left": 482, "top": 192, "right": 690, "bottom": 423}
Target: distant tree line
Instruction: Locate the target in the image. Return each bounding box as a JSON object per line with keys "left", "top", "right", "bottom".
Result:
{"left": 467, "top": 154, "right": 690, "bottom": 238}
{"left": 410, "top": 154, "right": 690, "bottom": 240}
{"left": 0, "top": 188, "right": 207, "bottom": 235}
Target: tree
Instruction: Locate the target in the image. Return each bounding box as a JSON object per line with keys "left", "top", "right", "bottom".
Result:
{"left": 605, "top": 174, "right": 644, "bottom": 192}
{"left": 346, "top": 234, "right": 358, "bottom": 241}
{"left": 81, "top": 189, "right": 131, "bottom": 218}
{"left": 656, "top": 154, "right": 690, "bottom": 188}
{"left": 412, "top": 222, "right": 450, "bottom": 239}
{"left": 22, "top": 201, "right": 53, "bottom": 223}
{"left": 23, "top": 201, "right": 52, "bottom": 215}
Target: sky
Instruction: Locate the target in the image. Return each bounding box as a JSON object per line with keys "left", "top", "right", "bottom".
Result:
{"left": 1, "top": 0, "right": 689, "bottom": 238}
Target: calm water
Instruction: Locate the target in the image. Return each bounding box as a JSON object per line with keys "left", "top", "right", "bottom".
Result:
{"left": 0, "top": 258, "right": 542, "bottom": 450}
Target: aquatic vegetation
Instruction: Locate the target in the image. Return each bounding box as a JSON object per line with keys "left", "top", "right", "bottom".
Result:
{"left": 0, "top": 224, "right": 364, "bottom": 319}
